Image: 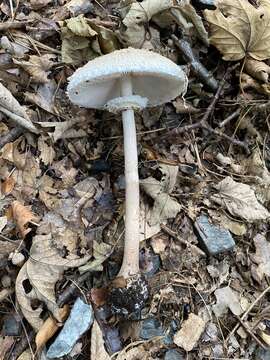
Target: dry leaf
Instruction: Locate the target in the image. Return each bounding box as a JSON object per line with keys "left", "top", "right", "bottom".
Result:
{"left": 25, "top": 81, "right": 57, "bottom": 114}
{"left": 244, "top": 58, "right": 270, "bottom": 82}
{"left": 15, "top": 213, "right": 90, "bottom": 331}
{"left": 14, "top": 54, "right": 55, "bottom": 84}
{"left": 213, "top": 286, "right": 244, "bottom": 317}
{"left": 38, "top": 136, "right": 56, "bottom": 165}
{"left": 211, "top": 177, "right": 270, "bottom": 222}
{"left": 0, "top": 216, "right": 7, "bottom": 232}
{"left": 204, "top": 0, "right": 270, "bottom": 60}
{"left": 0, "top": 336, "right": 14, "bottom": 360}
{"left": 35, "top": 305, "right": 69, "bottom": 351}
{"left": 250, "top": 234, "right": 270, "bottom": 282}
{"left": 119, "top": 0, "right": 173, "bottom": 47}
{"left": 60, "top": 15, "right": 99, "bottom": 65}
{"left": 0, "top": 82, "right": 38, "bottom": 133}
{"left": 90, "top": 321, "right": 110, "bottom": 360}
{"left": 30, "top": 0, "right": 52, "bottom": 10}
{"left": 1, "top": 176, "right": 15, "bottom": 194}
{"left": 141, "top": 164, "right": 181, "bottom": 226}
{"left": 11, "top": 201, "right": 38, "bottom": 238}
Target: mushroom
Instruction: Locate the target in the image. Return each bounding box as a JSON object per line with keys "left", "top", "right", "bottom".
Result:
{"left": 67, "top": 48, "right": 187, "bottom": 315}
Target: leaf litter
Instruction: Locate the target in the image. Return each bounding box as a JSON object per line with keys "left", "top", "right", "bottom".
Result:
{"left": 1, "top": 0, "right": 270, "bottom": 359}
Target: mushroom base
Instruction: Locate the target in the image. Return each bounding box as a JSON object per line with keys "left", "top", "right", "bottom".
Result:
{"left": 109, "top": 274, "right": 149, "bottom": 317}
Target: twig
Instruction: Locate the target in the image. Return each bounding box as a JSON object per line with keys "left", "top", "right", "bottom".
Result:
{"left": 163, "top": 69, "right": 249, "bottom": 153}
{"left": 171, "top": 35, "right": 218, "bottom": 91}
{"left": 226, "top": 285, "right": 270, "bottom": 344}
{"left": 235, "top": 315, "right": 267, "bottom": 350}
{"left": 218, "top": 108, "right": 241, "bottom": 128}
{"left": 0, "top": 107, "right": 39, "bottom": 134}
{"left": 0, "top": 20, "right": 33, "bottom": 31}
{"left": 161, "top": 224, "right": 206, "bottom": 257}
{"left": 0, "top": 127, "right": 23, "bottom": 150}
{"left": 57, "top": 271, "right": 91, "bottom": 307}
{"left": 7, "top": 329, "right": 35, "bottom": 360}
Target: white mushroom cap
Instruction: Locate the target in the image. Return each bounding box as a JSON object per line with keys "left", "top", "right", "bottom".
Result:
{"left": 67, "top": 48, "right": 187, "bottom": 109}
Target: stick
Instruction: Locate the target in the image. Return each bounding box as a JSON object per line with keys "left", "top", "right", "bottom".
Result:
{"left": 161, "top": 224, "right": 206, "bottom": 257}
{"left": 172, "top": 35, "right": 218, "bottom": 92}
{"left": 0, "top": 106, "right": 38, "bottom": 133}
{"left": 0, "top": 127, "right": 23, "bottom": 150}
{"left": 226, "top": 285, "right": 270, "bottom": 343}
{"left": 219, "top": 108, "right": 241, "bottom": 128}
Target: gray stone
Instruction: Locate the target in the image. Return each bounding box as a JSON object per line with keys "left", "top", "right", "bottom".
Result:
{"left": 2, "top": 314, "right": 21, "bottom": 336}
{"left": 47, "top": 298, "right": 94, "bottom": 358}
{"left": 256, "top": 348, "right": 270, "bottom": 360}
{"left": 140, "top": 318, "right": 164, "bottom": 340}
{"left": 164, "top": 349, "right": 184, "bottom": 360}
{"left": 194, "top": 215, "right": 235, "bottom": 255}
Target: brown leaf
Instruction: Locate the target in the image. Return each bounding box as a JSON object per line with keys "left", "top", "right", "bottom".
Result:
{"left": 90, "top": 288, "right": 108, "bottom": 307}
{"left": 1, "top": 176, "right": 15, "bottom": 194}
{"left": 0, "top": 336, "right": 14, "bottom": 360}
{"left": 90, "top": 321, "right": 110, "bottom": 360}
{"left": 204, "top": 0, "right": 270, "bottom": 61}
{"left": 14, "top": 54, "right": 55, "bottom": 84}
{"left": 30, "top": 0, "right": 52, "bottom": 10}
{"left": 35, "top": 305, "right": 69, "bottom": 351}
{"left": 244, "top": 58, "right": 270, "bottom": 82}
{"left": 11, "top": 201, "right": 38, "bottom": 238}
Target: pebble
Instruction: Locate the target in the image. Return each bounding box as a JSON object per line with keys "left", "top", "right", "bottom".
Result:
{"left": 194, "top": 215, "right": 235, "bottom": 255}
{"left": 256, "top": 347, "right": 270, "bottom": 360}
{"left": 173, "top": 313, "right": 206, "bottom": 352}
{"left": 164, "top": 349, "right": 184, "bottom": 360}
{"left": 11, "top": 252, "right": 25, "bottom": 266}
{"left": 46, "top": 298, "right": 94, "bottom": 358}
{"left": 140, "top": 318, "right": 164, "bottom": 340}
{"left": 2, "top": 314, "right": 22, "bottom": 336}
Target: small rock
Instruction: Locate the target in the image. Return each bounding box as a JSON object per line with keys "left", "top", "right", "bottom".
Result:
{"left": 46, "top": 298, "right": 94, "bottom": 358}
{"left": 11, "top": 252, "right": 25, "bottom": 266}
{"left": 173, "top": 313, "right": 206, "bottom": 352}
{"left": 3, "top": 314, "right": 22, "bottom": 336}
{"left": 255, "top": 347, "right": 270, "bottom": 360}
{"left": 1, "top": 275, "right": 11, "bottom": 288}
{"left": 140, "top": 318, "right": 164, "bottom": 340}
{"left": 194, "top": 215, "right": 235, "bottom": 255}
{"left": 164, "top": 349, "right": 184, "bottom": 360}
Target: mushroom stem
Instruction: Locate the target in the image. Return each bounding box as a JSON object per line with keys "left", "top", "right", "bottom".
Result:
{"left": 118, "top": 75, "right": 140, "bottom": 278}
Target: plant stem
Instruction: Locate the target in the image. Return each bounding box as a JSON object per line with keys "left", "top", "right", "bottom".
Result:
{"left": 118, "top": 75, "right": 140, "bottom": 277}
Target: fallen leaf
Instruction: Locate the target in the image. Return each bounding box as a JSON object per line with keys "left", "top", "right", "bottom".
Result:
{"left": 25, "top": 80, "right": 57, "bottom": 114}
{"left": 17, "top": 349, "right": 32, "bottom": 360}
{"left": 204, "top": 0, "right": 270, "bottom": 60}
{"left": 35, "top": 305, "right": 69, "bottom": 351}
{"left": 244, "top": 58, "right": 270, "bottom": 82}
{"left": 119, "top": 0, "right": 173, "bottom": 47}
{"left": 66, "top": 14, "right": 97, "bottom": 37}
{"left": 15, "top": 214, "right": 90, "bottom": 331}
{"left": 38, "top": 136, "right": 56, "bottom": 165}
{"left": 250, "top": 234, "right": 270, "bottom": 282}
{"left": 212, "top": 286, "right": 243, "bottom": 317}
{"left": 90, "top": 321, "right": 110, "bottom": 360}
{"left": 211, "top": 177, "right": 270, "bottom": 222}
{"left": 141, "top": 164, "right": 181, "bottom": 226}
{"left": 30, "top": 0, "right": 52, "bottom": 10}
{"left": 0, "top": 216, "right": 7, "bottom": 232}
{"left": 0, "top": 336, "right": 14, "bottom": 360}
{"left": 11, "top": 201, "right": 38, "bottom": 238}
{"left": 60, "top": 15, "right": 99, "bottom": 65}
{"left": 14, "top": 54, "right": 55, "bottom": 84}
{"left": 1, "top": 176, "right": 15, "bottom": 194}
